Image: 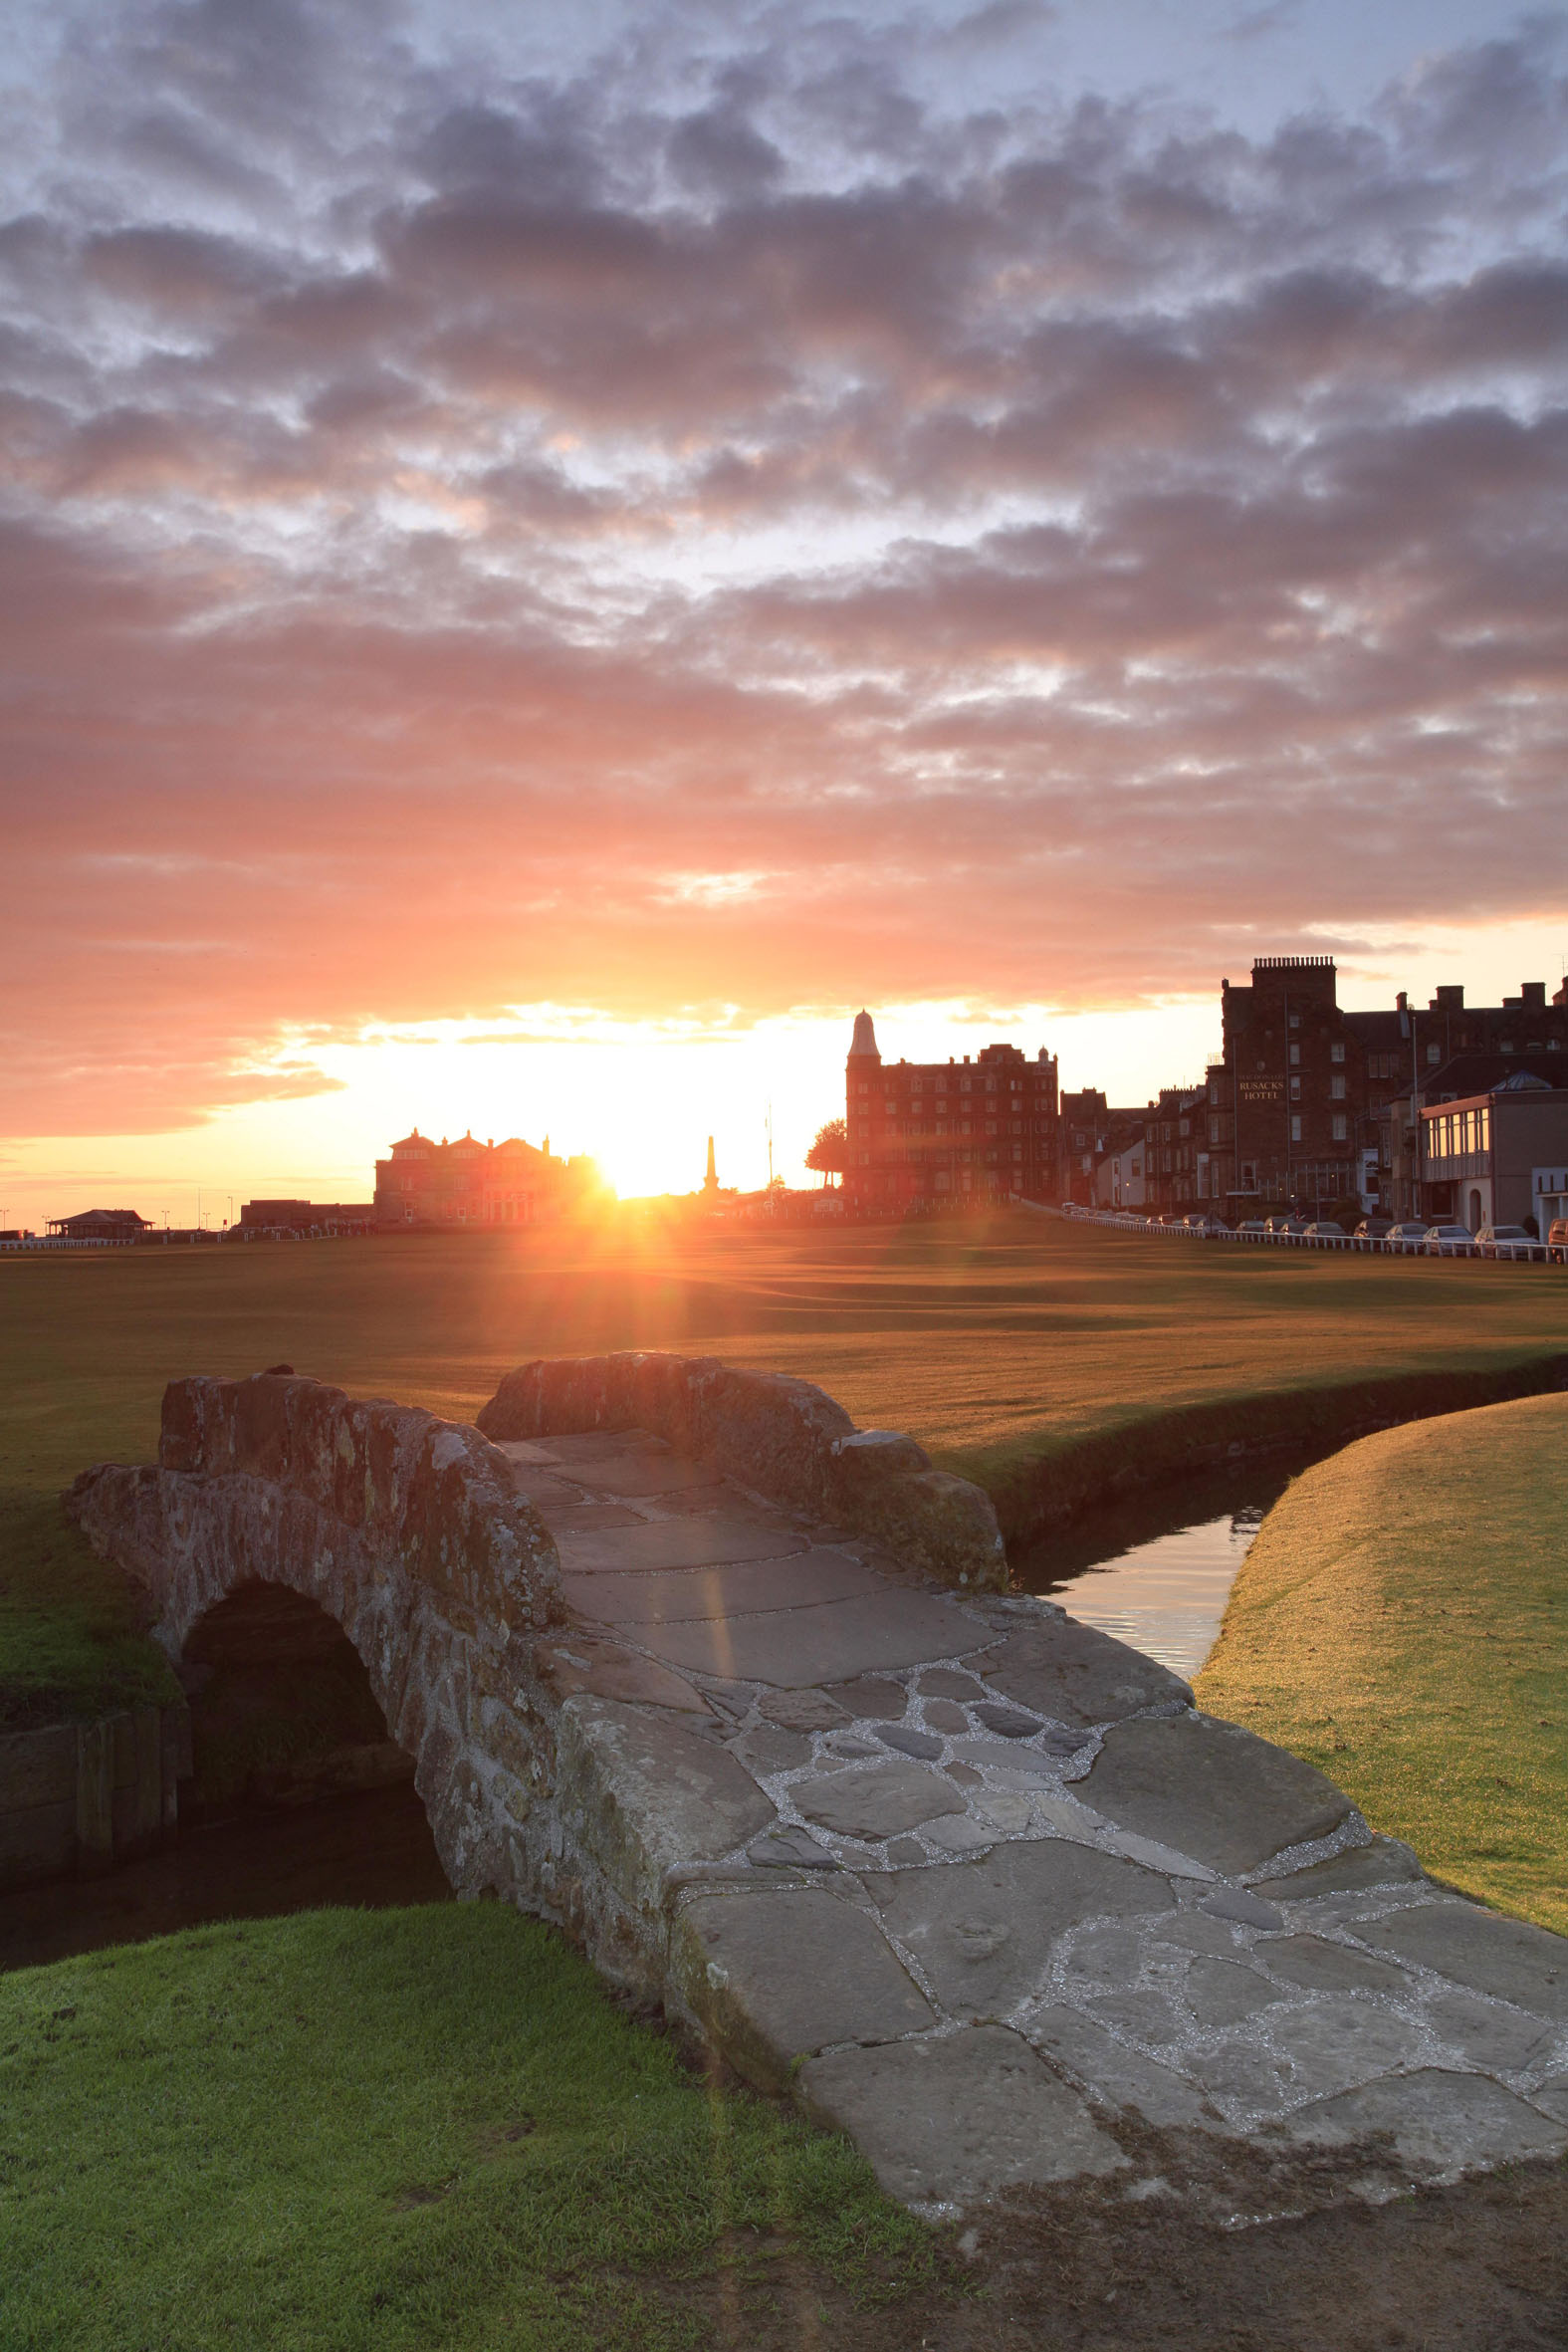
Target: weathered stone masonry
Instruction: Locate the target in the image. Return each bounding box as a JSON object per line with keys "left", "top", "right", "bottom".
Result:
{"left": 62, "top": 1356, "right": 1568, "bottom": 2214}
{"left": 65, "top": 1374, "right": 585, "bottom": 1919}
{"left": 61, "top": 1356, "right": 1004, "bottom": 1987}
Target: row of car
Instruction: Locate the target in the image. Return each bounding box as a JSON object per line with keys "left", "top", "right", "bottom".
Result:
{"left": 1060, "top": 1204, "right": 1568, "bottom": 1263}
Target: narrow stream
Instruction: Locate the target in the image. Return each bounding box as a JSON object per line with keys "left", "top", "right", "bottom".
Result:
{"left": 1011, "top": 1457, "right": 1303, "bottom": 1680}
{"left": 0, "top": 1783, "right": 450, "bottom": 1976}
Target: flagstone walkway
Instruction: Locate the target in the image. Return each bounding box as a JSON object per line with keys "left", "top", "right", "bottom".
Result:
{"left": 500, "top": 1421, "right": 1568, "bottom": 2215}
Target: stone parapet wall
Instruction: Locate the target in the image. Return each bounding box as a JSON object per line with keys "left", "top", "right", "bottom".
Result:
{"left": 476, "top": 1352, "right": 1008, "bottom": 1591}
{"left": 155, "top": 1374, "right": 562, "bottom": 1631}
{"left": 0, "top": 1701, "right": 189, "bottom": 1892}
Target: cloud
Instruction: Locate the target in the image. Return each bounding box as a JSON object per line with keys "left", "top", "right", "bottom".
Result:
{"left": 1, "top": 1, "right": 1566, "bottom": 1135}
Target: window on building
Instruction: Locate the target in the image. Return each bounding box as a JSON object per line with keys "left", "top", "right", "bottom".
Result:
{"left": 1331, "top": 1042, "right": 1346, "bottom": 1063}
{"left": 1209, "top": 1117, "right": 1220, "bottom": 1144}
{"left": 1290, "top": 1077, "right": 1301, "bottom": 1102}
{"left": 1290, "top": 1114, "right": 1302, "bottom": 1143}
{"left": 1289, "top": 1043, "right": 1301, "bottom": 1065}
{"left": 1427, "top": 1044, "right": 1441, "bottom": 1064}
{"left": 1332, "top": 1114, "right": 1348, "bottom": 1141}
{"left": 986, "top": 1119, "right": 998, "bottom": 1136}
{"left": 960, "top": 1077, "right": 972, "bottom": 1092}
{"left": 1330, "top": 1075, "right": 1346, "bottom": 1100}
{"left": 1289, "top": 1012, "right": 1300, "bottom": 1029}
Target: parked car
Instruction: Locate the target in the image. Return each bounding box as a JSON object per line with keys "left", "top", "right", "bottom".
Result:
{"left": 1425, "top": 1224, "right": 1477, "bottom": 1257}
{"left": 1265, "top": 1216, "right": 1308, "bottom": 1240}
{"left": 1353, "top": 1218, "right": 1394, "bottom": 1244}
{"left": 1476, "top": 1224, "right": 1547, "bottom": 1261}
{"left": 1550, "top": 1217, "right": 1568, "bottom": 1263}
{"left": 1236, "top": 1219, "right": 1269, "bottom": 1238}
{"left": 1384, "top": 1221, "right": 1432, "bottom": 1254}
{"left": 1182, "top": 1213, "right": 1229, "bottom": 1232}
{"left": 1302, "top": 1220, "right": 1347, "bottom": 1245}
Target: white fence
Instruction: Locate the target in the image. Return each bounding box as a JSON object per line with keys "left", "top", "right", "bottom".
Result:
{"left": 0, "top": 1236, "right": 138, "bottom": 1253}
{"left": 1040, "top": 1202, "right": 1564, "bottom": 1267}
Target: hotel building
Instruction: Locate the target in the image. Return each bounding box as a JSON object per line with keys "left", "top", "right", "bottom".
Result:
{"left": 843, "top": 1012, "right": 1059, "bottom": 1212}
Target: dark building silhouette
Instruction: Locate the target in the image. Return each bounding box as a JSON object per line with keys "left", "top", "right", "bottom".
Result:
{"left": 238, "top": 1199, "right": 373, "bottom": 1234}
{"left": 45, "top": 1208, "right": 149, "bottom": 1241}
{"left": 844, "top": 1011, "right": 1058, "bottom": 1212}
{"left": 1162, "top": 959, "right": 1568, "bottom": 1219}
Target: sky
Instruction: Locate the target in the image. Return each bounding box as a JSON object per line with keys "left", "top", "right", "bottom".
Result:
{"left": 3, "top": 0, "right": 1567, "bottom": 1216}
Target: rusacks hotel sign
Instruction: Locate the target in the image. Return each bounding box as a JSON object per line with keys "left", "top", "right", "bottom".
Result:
{"left": 1238, "top": 1075, "right": 1284, "bottom": 1103}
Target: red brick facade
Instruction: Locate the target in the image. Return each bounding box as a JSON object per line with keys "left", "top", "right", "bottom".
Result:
{"left": 843, "top": 1013, "right": 1058, "bottom": 1212}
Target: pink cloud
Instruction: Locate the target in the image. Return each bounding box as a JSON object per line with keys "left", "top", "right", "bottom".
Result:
{"left": 2, "top": 5, "right": 1567, "bottom": 1135}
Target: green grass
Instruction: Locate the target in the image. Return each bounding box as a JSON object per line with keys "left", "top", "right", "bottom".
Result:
{"left": 1197, "top": 1392, "right": 1568, "bottom": 1937}
{"left": 5, "top": 1211, "right": 1567, "bottom": 1721}
{"left": 5, "top": 1219, "right": 1565, "bottom": 2344}
{"left": 0, "top": 1489, "right": 180, "bottom": 1731}
{"left": 0, "top": 1904, "right": 937, "bottom": 2351}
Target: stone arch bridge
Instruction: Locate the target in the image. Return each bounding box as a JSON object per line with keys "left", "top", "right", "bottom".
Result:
{"left": 68, "top": 1359, "right": 1568, "bottom": 2213}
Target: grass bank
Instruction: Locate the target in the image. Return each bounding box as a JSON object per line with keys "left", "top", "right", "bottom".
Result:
{"left": 5, "top": 1211, "right": 1567, "bottom": 1719}
{"left": 970, "top": 1354, "right": 1568, "bottom": 1544}
{"left": 1197, "top": 1393, "right": 1568, "bottom": 1937}
{"left": 0, "top": 1903, "right": 936, "bottom": 2351}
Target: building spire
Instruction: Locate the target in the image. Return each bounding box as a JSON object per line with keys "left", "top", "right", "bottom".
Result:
{"left": 849, "top": 1009, "right": 879, "bottom": 1058}
{"left": 703, "top": 1135, "right": 719, "bottom": 1196}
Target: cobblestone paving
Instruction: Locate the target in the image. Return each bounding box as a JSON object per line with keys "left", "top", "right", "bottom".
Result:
{"left": 510, "top": 1427, "right": 1568, "bottom": 2213}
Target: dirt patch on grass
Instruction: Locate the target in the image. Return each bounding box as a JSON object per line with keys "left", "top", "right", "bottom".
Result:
{"left": 659, "top": 2153, "right": 1568, "bottom": 2351}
